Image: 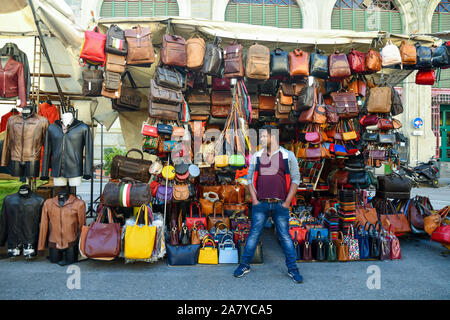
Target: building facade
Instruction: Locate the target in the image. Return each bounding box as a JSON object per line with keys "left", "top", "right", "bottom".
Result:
{"left": 71, "top": 0, "right": 450, "bottom": 166}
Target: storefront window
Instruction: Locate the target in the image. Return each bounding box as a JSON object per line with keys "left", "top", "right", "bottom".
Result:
{"left": 100, "top": 0, "right": 179, "bottom": 17}
{"left": 224, "top": 0, "right": 303, "bottom": 29}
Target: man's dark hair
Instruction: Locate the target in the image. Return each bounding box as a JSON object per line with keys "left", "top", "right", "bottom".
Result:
{"left": 260, "top": 124, "right": 278, "bottom": 136}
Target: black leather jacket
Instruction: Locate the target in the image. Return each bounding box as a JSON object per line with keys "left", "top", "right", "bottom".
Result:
{"left": 0, "top": 187, "right": 45, "bottom": 251}
{"left": 41, "top": 119, "right": 93, "bottom": 180}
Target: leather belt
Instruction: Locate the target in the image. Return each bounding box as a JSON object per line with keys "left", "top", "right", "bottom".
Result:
{"left": 261, "top": 198, "right": 283, "bottom": 203}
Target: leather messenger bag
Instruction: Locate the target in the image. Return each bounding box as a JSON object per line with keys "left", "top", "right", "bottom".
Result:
{"left": 125, "top": 25, "right": 155, "bottom": 66}
{"left": 149, "top": 79, "right": 183, "bottom": 105}
{"left": 112, "top": 71, "right": 142, "bottom": 111}
{"left": 110, "top": 149, "right": 153, "bottom": 183}
{"left": 149, "top": 100, "right": 180, "bottom": 121}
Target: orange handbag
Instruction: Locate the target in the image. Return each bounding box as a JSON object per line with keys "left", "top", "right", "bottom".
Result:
{"left": 259, "top": 95, "right": 276, "bottom": 112}
{"left": 279, "top": 89, "right": 293, "bottom": 105}
{"left": 289, "top": 49, "right": 309, "bottom": 76}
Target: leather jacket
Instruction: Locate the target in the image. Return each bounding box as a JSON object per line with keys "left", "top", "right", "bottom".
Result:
{"left": 0, "top": 186, "right": 45, "bottom": 252}
{"left": 0, "top": 113, "right": 49, "bottom": 166}
{"left": 38, "top": 195, "right": 86, "bottom": 251}
{"left": 0, "top": 43, "right": 31, "bottom": 99}
{"left": 41, "top": 119, "right": 93, "bottom": 179}
{"left": 0, "top": 57, "right": 27, "bottom": 107}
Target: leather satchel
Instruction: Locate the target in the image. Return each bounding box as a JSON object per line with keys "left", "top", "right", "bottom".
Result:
{"left": 259, "top": 95, "right": 276, "bottom": 112}
{"left": 186, "top": 36, "right": 206, "bottom": 70}
{"left": 223, "top": 41, "right": 244, "bottom": 78}
{"left": 125, "top": 25, "right": 155, "bottom": 66}
{"left": 329, "top": 51, "right": 351, "bottom": 79}
{"left": 110, "top": 148, "right": 152, "bottom": 183}
{"left": 309, "top": 50, "right": 329, "bottom": 79}
{"left": 101, "top": 72, "right": 122, "bottom": 99}
{"left": 298, "top": 90, "right": 316, "bottom": 123}
{"left": 201, "top": 37, "right": 223, "bottom": 77}
{"left": 148, "top": 100, "right": 180, "bottom": 121}
{"left": 103, "top": 178, "right": 151, "bottom": 208}
{"left": 289, "top": 49, "right": 309, "bottom": 76}
{"left": 105, "top": 24, "right": 127, "bottom": 56}
{"left": 105, "top": 53, "right": 126, "bottom": 74}
{"left": 366, "top": 87, "right": 392, "bottom": 113}
{"left": 211, "top": 91, "right": 232, "bottom": 106}
{"left": 82, "top": 68, "right": 103, "bottom": 96}
{"left": 155, "top": 67, "right": 184, "bottom": 90}
{"left": 348, "top": 49, "right": 366, "bottom": 74}
{"left": 166, "top": 244, "right": 200, "bottom": 265}
{"left": 270, "top": 48, "right": 290, "bottom": 77}
{"left": 400, "top": 41, "right": 417, "bottom": 65}
{"left": 200, "top": 197, "right": 224, "bottom": 217}
{"left": 326, "top": 105, "right": 339, "bottom": 124}
{"left": 188, "top": 91, "right": 211, "bottom": 105}
{"left": 246, "top": 43, "right": 270, "bottom": 80}
{"left": 211, "top": 105, "right": 230, "bottom": 118}
{"left": 296, "top": 86, "right": 315, "bottom": 111}
{"left": 365, "top": 49, "right": 382, "bottom": 73}
{"left": 161, "top": 34, "right": 186, "bottom": 67}
{"left": 330, "top": 92, "right": 358, "bottom": 118}
{"left": 149, "top": 79, "right": 183, "bottom": 105}
{"left": 207, "top": 206, "right": 231, "bottom": 231}
{"left": 112, "top": 71, "right": 141, "bottom": 111}
{"left": 212, "top": 77, "right": 230, "bottom": 91}
{"left": 173, "top": 184, "right": 189, "bottom": 201}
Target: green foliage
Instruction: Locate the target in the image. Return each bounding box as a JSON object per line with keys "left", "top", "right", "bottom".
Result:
{"left": 103, "top": 147, "right": 126, "bottom": 176}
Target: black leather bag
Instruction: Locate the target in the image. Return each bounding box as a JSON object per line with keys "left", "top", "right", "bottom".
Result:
{"left": 105, "top": 24, "right": 128, "bottom": 56}
{"left": 312, "top": 231, "right": 326, "bottom": 261}
{"left": 180, "top": 226, "right": 190, "bottom": 245}
{"left": 156, "top": 67, "right": 184, "bottom": 90}
{"left": 362, "top": 132, "right": 379, "bottom": 142}
{"left": 110, "top": 149, "right": 153, "bottom": 183}
{"left": 270, "top": 48, "right": 290, "bottom": 77}
{"left": 82, "top": 68, "right": 103, "bottom": 96}
{"left": 112, "top": 71, "right": 141, "bottom": 111}
{"left": 201, "top": 37, "right": 223, "bottom": 77}
{"left": 325, "top": 80, "right": 341, "bottom": 95}
{"left": 367, "top": 223, "right": 381, "bottom": 259}
{"left": 102, "top": 178, "right": 151, "bottom": 208}
{"left": 296, "top": 86, "right": 315, "bottom": 111}
{"left": 377, "top": 172, "right": 412, "bottom": 194}
{"left": 390, "top": 86, "right": 404, "bottom": 116}
{"left": 166, "top": 244, "right": 200, "bottom": 265}
{"left": 348, "top": 170, "right": 370, "bottom": 188}
{"left": 260, "top": 79, "right": 277, "bottom": 95}
{"left": 309, "top": 50, "right": 329, "bottom": 79}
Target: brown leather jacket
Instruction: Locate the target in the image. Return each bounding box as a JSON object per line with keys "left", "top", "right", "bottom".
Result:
{"left": 0, "top": 58, "right": 26, "bottom": 107}
{"left": 1, "top": 113, "right": 49, "bottom": 166}
{"left": 38, "top": 195, "right": 86, "bottom": 251}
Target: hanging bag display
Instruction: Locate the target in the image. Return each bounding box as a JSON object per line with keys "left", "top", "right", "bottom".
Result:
{"left": 161, "top": 27, "right": 187, "bottom": 67}
{"left": 415, "top": 69, "right": 436, "bottom": 85}
{"left": 309, "top": 49, "right": 329, "bottom": 79}
{"left": 347, "top": 48, "right": 366, "bottom": 74}
{"left": 381, "top": 40, "right": 402, "bottom": 67}
{"left": 80, "top": 26, "right": 106, "bottom": 66}
{"left": 124, "top": 204, "right": 157, "bottom": 260}
{"left": 149, "top": 79, "right": 183, "bottom": 105}
{"left": 330, "top": 91, "right": 359, "bottom": 118}
{"left": 112, "top": 71, "right": 142, "bottom": 111}
{"left": 365, "top": 48, "right": 382, "bottom": 73}
{"left": 82, "top": 67, "right": 103, "bottom": 97}
{"left": 223, "top": 40, "right": 244, "bottom": 78}
{"left": 329, "top": 50, "right": 351, "bottom": 79}
{"left": 125, "top": 25, "right": 155, "bottom": 66}
{"left": 366, "top": 86, "right": 392, "bottom": 113}
{"left": 399, "top": 40, "right": 417, "bottom": 65}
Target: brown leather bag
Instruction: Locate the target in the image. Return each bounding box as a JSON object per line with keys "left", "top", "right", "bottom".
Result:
{"left": 125, "top": 25, "right": 155, "bottom": 66}
{"left": 191, "top": 224, "right": 201, "bottom": 245}
{"left": 294, "top": 82, "right": 306, "bottom": 96}
{"left": 149, "top": 79, "right": 183, "bottom": 105}
{"left": 207, "top": 203, "right": 231, "bottom": 230}
{"left": 173, "top": 184, "right": 189, "bottom": 201}
{"left": 298, "top": 88, "right": 317, "bottom": 123}
{"left": 211, "top": 91, "right": 232, "bottom": 106}
{"left": 245, "top": 43, "right": 270, "bottom": 80}
{"left": 365, "top": 49, "right": 382, "bottom": 73}
{"left": 279, "top": 88, "right": 293, "bottom": 105}
{"left": 161, "top": 34, "right": 186, "bottom": 67}
{"left": 200, "top": 198, "right": 224, "bottom": 217}
{"left": 366, "top": 87, "right": 392, "bottom": 113}
{"left": 289, "top": 49, "right": 309, "bottom": 76}
{"left": 105, "top": 53, "right": 126, "bottom": 74}
{"left": 110, "top": 149, "right": 152, "bottom": 183}
{"left": 329, "top": 51, "right": 351, "bottom": 79}
{"left": 330, "top": 92, "right": 359, "bottom": 118}
{"left": 102, "top": 178, "right": 151, "bottom": 208}
{"left": 334, "top": 232, "right": 349, "bottom": 261}
{"left": 224, "top": 41, "right": 244, "bottom": 78}
{"left": 259, "top": 95, "right": 276, "bottom": 112}
{"left": 186, "top": 36, "right": 206, "bottom": 69}
{"left": 101, "top": 71, "right": 122, "bottom": 99}
{"left": 199, "top": 185, "right": 244, "bottom": 204}
{"left": 399, "top": 41, "right": 417, "bottom": 65}
{"left": 188, "top": 91, "right": 211, "bottom": 105}
{"left": 148, "top": 100, "right": 180, "bottom": 121}
{"left": 211, "top": 105, "right": 230, "bottom": 118}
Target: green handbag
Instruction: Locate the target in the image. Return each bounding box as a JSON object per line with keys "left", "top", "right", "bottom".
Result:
{"left": 325, "top": 238, "right": 337, "bottom": 262}
{"left": 142, "top": 136, "right": 159, "bottom": 151}
{"left": 229, "top": 154, "right": 246, "bottom": 167}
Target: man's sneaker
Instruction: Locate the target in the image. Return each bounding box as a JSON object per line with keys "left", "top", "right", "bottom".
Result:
{"left": 288, "top": 270, "right": 303, "bottom": 283}
{"left": 234, "top": 264, "right": 251, "bottom": 278}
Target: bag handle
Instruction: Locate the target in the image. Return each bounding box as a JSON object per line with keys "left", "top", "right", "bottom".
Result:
{"left": 190, "top": 201, "right": 202, "bottom": 218}
{"left": 126, "top": 148, "right": 144, "bottom": 159}
{"left": 135, "top": 204, "right": 149, "bottom": 227}
{"left": 202, "top": 238, "right": 216, "bottom": 249}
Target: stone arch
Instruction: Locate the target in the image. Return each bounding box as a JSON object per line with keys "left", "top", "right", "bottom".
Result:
{"left": 425, "top": 0, "right": 446, "bottom": 33}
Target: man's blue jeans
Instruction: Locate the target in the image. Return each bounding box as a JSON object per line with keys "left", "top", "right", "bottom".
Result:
{"left": 241, "top": 201, "right": 298, "bottom": 272}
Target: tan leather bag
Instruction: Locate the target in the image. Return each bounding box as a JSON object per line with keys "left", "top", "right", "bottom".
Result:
{"left": 125, "top": 25, "right": 155, "bottom": 65}
{"left": 279, "top": 89, "right": 293, "bottom": 105}
{"left": 211, "top": 105, "right": 230, "bottom": 118}
{"left": 200, "top": 198, "right": 224, "bottom": 217}
{"left": 105, "top": 53, "right": 126, "bottom": 74}
{"left": 289, "top": 49, "right": 309, "bottom": 76}
{"left": 161, "top": 34, "right": 187, "bottom": 67}
{"left": 101, "top": 73, "right": 122, "bottom": 99}
{"left": 186, "top": 36, "right": 206, "bottom": 69}
{"left": 334, "top": 232, "right": 349, "bottom": 262}
{"left": 207, "top": 205, "right": 230, "bottom": 230}
{"left": 245, "top": 43, "right": 270, "bottom": 80}
{"left": 366, "top": 87, "right": 392, "bottom": 113}
{"left": 173, "top": 184, "right": 189, "bottom": 201}
{"left": 259, "top": 95, "right": 276, "bottom": 112}
{"left": 399, "top": 41, "right": 417, "bottom": 65}
{"left": 365, "top": 49, "right": 382, "bottom": 73}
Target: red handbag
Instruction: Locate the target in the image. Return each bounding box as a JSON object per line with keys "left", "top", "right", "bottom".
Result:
{"left": 150, "top": 181, "right": 160, "bottom": 197}
{"left": 347, "top": 49, "right": 366, "bottom": 74}
{"left": 431, "top": 225, "right": 450, "bottom": 245}
{"left": 80, "top": 27, "right": 106, "bottom": 66}
{"left": 378, "top": 119, "right": 394, "bottom": 131}
{"left": 141, "top": 122, "right": 158, "bottom": 137}
{"left": 212, "top": 77, "right": 231, "bottom": 91}
{"left": 360, "top": 114, "right": 379, "bottom": 126}
{"left": 289, "top": 227, "right": 307, "bottom": 242}
{"left": 415, "top": 70, "right": 436, "bottom": 85}
{"left": 186, "top": 201, "right": 207, "bottom": 231}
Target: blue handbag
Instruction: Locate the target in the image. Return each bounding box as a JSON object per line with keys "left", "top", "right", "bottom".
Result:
{"left": 309, "top": 227, "right": 329, "bottom": 242}
{"left": 218, "top": 235, "right": 239, "bottom": 264}
{"left": 310, "top": 50, "right": 329, "bottom": 79}
{"left": 270, "top": 48, "right": 290, "bottom": 77}
{"left": 166, "top": 244, "right": 200, "bottom": 266}
{"left": 415, "top": 43, "right": 432, "bottom": 69}
{"left": 432, "top": 44, "right": 450, "bottom": 68}
{"left": 355, "top": 224, "right": 370, "bottom": 259}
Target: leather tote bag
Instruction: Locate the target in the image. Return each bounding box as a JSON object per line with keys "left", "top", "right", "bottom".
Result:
{"left": 80, "top": 26, "right": 106, "bottom": 66}
{"left": 103, "top": 178, "right": 151, "bottom": 208}
{"left": 198, "top": 238, "right": 218, "bottom": 264}
{"left": 309, "top": 49, "right": 329, "bottom": 79}
{"left": 161, "top": 34, "right": 187, "bottom": 67}
{"left": 334, "top": 231, "right": 349, "bottom": 261}
{"left": 110, "top": 149, "right": 152, "bottom": 183}
{"left": 289, "top": 49, "right": 309, "bottom": 76}
{"left": 166, "top": 244, "right": 200, "bottom": 265}
{"left": 124, "top": 205, "right": 156, "bottom": 260}
{"left": 207, "top": 204, "right": 231, "bottom": 230}
{"left": 223, "top": 40, "right": 244, "bottom": 78}
{"left": 186, "top": 201, "right": 207, "bottom": 230}
{"left": 245, "top": 43, "right": 270, "bottom": 80}
{"left": 125, "top": 25, "right": 155, "bottom": 66}
{"left": 105, "top": 24, "right": 127, "bottom": 56}
{"left": 112, "top": 71, "right": 142, "bottom": 111}
{"left": 270, "top": 48, "right": 290, "bottom": 77}
{"left": 218, "top": 236, "right": 239, "bottom": 264}
{"left": 415, "top": 70, "right": 436, "bottom": 85}
{"left": 202, "top": 37, "right": 223, "bottom": 77}
{"left": 85, "top": 208, "right": 121, "bottom": 259}
{"left": 366, "top": 87, "right": 392, "bottom": 113}
{"left": 82, "top": 68, "right": 103, "bottom": 96}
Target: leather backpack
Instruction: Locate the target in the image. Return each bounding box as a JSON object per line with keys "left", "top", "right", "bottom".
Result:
{"left": 365, "top": 49, "right": 382, "bottom": 73}
{"left": 246, "top": 43, "right": 270, "bottom": 80}
{"left": 432, "top": 44, "right": 450, "bottom": 68}
{"left": 201, "top": 37, "right": 223, "bottom": 77}
{"left": 105, "top": 24, "right": 127, "bottom": 56}
{"left": 161, "top": 34, "right": 187, "bottom": 67}
{"left": 399, "top": 41, "right": 417, "bottom": 65}
{"left": 415, "top": 43, "right": 433, "bottom": 69}
{"left": 270, "top": 48, "right": 290, "bottom": 77}
{"left": 125, "top": 25, "right": 155, "bottom": 66}
{"left": 390, "top": 86, "right": 403, "bottom": 116}
{"left": 296, "top": 86, "right": 315, "bottom": 112}
{"left": 381, "top": 40, "right": 402, "bottom": 67}
{"left": 329, "top": 51, "right": 351, "bottom": 79}
{"left": 347, "top": 49, "right": 366, "bottom": 74}
{"left": 186, "top": 36, "right": 206, "bottom": 70}
{"left": 149, "top": 79, "right": 183, "bottom": 105}
{"left": 366, "top": 87, "right": 392, "bottom": 113}
{"left": 82, "top": 68, "right": 103, "bottom": 96}
{"left": 223, "top": 40, "right": 244, "bottom": 78}
{"left": 289, "top": 49, "right": 309, "bottom": 76}
{"left": 309, "top": 49, "right": 329, "bottom": 79}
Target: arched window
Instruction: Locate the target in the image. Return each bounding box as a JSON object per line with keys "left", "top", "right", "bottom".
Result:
{"left": 331, "top": 0, "right": 402, "bottom": 33}
{"left": 432, "top": 1, "right": 450, "bottom": 89}
{"left": 225, "top": 0, "right": 302, "bottom": 29}
{"left": 100, "top": 0, "right": 179, "bottom": 17}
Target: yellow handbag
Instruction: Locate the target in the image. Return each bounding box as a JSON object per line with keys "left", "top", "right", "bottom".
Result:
{"left": 198, "top": 238, "right": 218, "bottom": 264}
{"left": 214, "top": 155, "right": 229, "bottom": 168}
{"left": 124, "top": 204, "right": 157, "bottom": 260}
{"left": 162, "top": 165, "right": 176, "bottom": 180}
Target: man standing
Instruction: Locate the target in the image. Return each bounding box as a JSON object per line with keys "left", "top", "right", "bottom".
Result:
{"left": 234, "top": 125, "right": 303, "bottom": 283}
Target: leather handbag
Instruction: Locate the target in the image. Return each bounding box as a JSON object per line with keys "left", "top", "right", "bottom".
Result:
{"left": 207, "top": 205, "right": 231, "bottom": 230}
{"left": 211, "top": 90, "right": 232, "bottom": 105}
{"left": 334, "top": 231, "right": 349, "bottom": 262}
{"left": 270, "top": 48, "right": 290, "bottom": 77}
{"left": 367, "top": 223, "right": 381, "bottom": 259}
{"left": 432, "top": 44, "right": 450, "bottom": 68}
{"left": 148, "top": 100, "right": 180, "bottom": 121}
{"left": 80, "top": 26, "right": 106, "bottom": 66}
{"left": 329, "top": 51, "right": 351, "bottom": 79}
{"left": 155, "top": 67, "right": 184, "bottom": 90}
{"left": 378, "top": 118, "right": 393, "bottom": 130}
{"left": 330, "top": 92, "right": 358, "bottom": 118}
{"left": 198, "top": 238, "right": 218, "bottom": 264}
{"left": 366, "top": 87, "right": 392, "bottom": 113}
{"left": 202, "top": 37, "right": 223, "bottom": 77}
{"left": 347, "top": 49, "right": 366, "bottom": 74}
{"left": 157, "top": 123, "right": 173, "bottom": 136}
{"left": 378, "top": 134, "right": 395, "bottom": 144}
{"left": 415, "top": 43, "right": 433, "bottom": 69}
{"left": 188, "top": 91, "right": 211, "bottom": 105}
{"left": 289, "top": 226, "right": 307, "bottom": 242}
{"left": 259, "top": 95, "right": 276, "bottom": 112}
{"left": 211, "top": 105, "right": 230, "bottom": 118}
{"left": 399, "top": 41, "right": 417, "bottom": 65}
{"left": 355, "top": 225, "right": 370, "bottom": 259}
{"left": 156, "top": 185, "right": 173, "bottom": 202}
{"left": 296, "top": 86, "right": 315, "bottom": 112}
{"left": 326, "top": 105, "right": 339, "bottom": 124}
{"left": 379, "top": 227, "right": 392, "bottom": 261}
{"left": 200, "top": 197, "right": 224, "bottom": 217}
{"left": 431, "top": 224, "right": 450, "bottom": 245}
{"left": 313, "top": 96, "right": 327, "bottom": 124}
{"left": 103, "top": 178, "right": 151, "bottom": 208}
{"left": 389, "top": 225, "right": 402, "bottom": 260}
{"left": 110, "top": 149, "right": 152, "bottom": 183}
{"left": 105, "top": 24, "right": 127, "bottom": 56}
{"left": 103, "top": 70, "right": 121, "bottom": 91}
{"left": 223, "top": 40, "right": 244, "bottom": 78}
{"left": 161, "top": 34, "right": 186, "bottom": 67}
{"left": 186, "top": 36, "right": 206, "bottom": 69}
{"left": 415, "top": 70, "right": 436, "bottom": 85}
{"left": 365, "top": 49, "right": 382, "bottom": 73}
{"left": 381, "top": 40, "right": 402, "bottom": 67}
{"left": 84, "top": 208, "right": 121, "bottom": 259}
{"left": 149, "top": 79, "right": 183, "bottom": 105}
{"left": 301, "top": 233, "right": 312, "bottom": 261}
{"left": 124, "top": 204, "right": 157, "bottom": 260}
{"left": 179, "top": 225, "right": 190, "bottom": 245}
{"left": 325, "top": 237, "right": 337, "bottom": 261}
{"left": 374, "top": 199, "right": 411, "bottom": 234}
{"left": 105, "top": 53, "right": 126, "bottom": 74}
{"left": 124, "top": 25, "right": 155, "bottom": 66}
{"left": 218, "top": 235, "right": 239, "bottom": 264}
{"left": 312, "top": 231, "right": 326, "bottom": 261}
{"left": 289, "top": 49, "right": 309, "bottom": 76}
{"left": 166, "top": 244, "right": 200, "bottom": 265}
{"left": 212, "top": 77, "right": 230, "bottom": 91}
{"left": 173, "top": 184, "right": 189, "bottom": 201}
{"left": 82, "top": 68, "right": 103, "bottom": 96}
{"left": 309, "top": 49, "right": 329, "bottom": 79}
{"left": 112, "top": 71, "right": 142, "bottom": 111}
{"left": 390, "top": 86, "right": 404, "bottom": 116}
{"left": 246, "top": 43, "right": 270, "bottom": 80}
{"left": 360, "top": 114, "right": 379, "bottom": 126}
{"left": 343, "top": 225, "right": 360, "bottom": 260}
{"left": 186, "top": 201, "right": 207, "bottom": 230}
{"left": 191, "top": 223, "right": 202, "bottom": 245}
